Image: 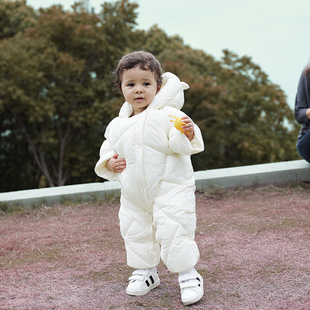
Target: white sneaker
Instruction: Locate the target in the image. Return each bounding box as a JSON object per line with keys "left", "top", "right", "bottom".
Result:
{"left": 126, "top": 267, "right": 160, "bottom": 296}
{"left": 178, "top": 268, "right": 203, "bottom": 306}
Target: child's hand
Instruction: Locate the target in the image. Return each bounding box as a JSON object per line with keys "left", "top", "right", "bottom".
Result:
{"left": 181, "top": 116, "right": 195, "bottom": 141}
{"left": 107, "top": 153, "right": 126, "bottom": 173}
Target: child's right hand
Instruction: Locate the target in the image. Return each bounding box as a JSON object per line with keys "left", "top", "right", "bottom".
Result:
{"left": 107, "top": 153, "right": 126, "bottom": 173}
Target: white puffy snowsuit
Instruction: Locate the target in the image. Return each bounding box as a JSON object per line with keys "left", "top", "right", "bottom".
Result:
{"left": 95, "top": 72, "right": 204, "bottom": 273}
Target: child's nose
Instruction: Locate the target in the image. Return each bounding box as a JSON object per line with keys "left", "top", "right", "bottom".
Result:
{"left": 135, "top": 86, "right": 143, "bottom": 93}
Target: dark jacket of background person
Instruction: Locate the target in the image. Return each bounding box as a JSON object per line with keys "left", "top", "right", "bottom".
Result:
{"left": 295, "top": 69, "right": 310, "bottom": 141}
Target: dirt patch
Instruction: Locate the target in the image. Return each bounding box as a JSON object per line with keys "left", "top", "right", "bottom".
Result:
{"left": 1, "top": 184, "right": 310, "bottom": 309}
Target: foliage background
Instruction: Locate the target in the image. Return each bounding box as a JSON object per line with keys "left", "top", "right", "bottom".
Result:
{"left": 0, "top": 0, "right": 300, "bottom": 192}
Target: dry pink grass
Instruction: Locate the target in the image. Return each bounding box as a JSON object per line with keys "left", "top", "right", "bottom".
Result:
{"left": 1, "top": 183, "right": 310, "bottom": 309}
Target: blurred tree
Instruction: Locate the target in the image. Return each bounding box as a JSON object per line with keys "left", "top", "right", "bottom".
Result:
{"left": 0, "top": 0, "right": 37, "bottom": 39}
{"left": 133, "top": 27, "right": 299, "bottom": 170}
{"left": 0, "top": 1, "right": 300, "bottom": 192}
{"left": 0, "top": 0, "right": 137, "bottom": 188}
{"left": 171, "top": 49, "right": 299, "bottom": 169}
{"left": 209, "top": 50, "right": 299, "bottom": 168}
{"left": 0, "top": 110, "right": 42, "bottom": 191}
{"left": 0, "top": 0, "right": 40, "bottom": 191}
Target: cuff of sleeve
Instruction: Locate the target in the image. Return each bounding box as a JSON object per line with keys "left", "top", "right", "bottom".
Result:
{"left": 94, "top": 150, "right": 118, "bottom": 181}
{"left": 190, "top": 126, "right": 204, "bottom": 154}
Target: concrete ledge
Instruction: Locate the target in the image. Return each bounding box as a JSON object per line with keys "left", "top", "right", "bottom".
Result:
{"left": 0, "top": 180, "right": 121, "bottom": 208}
{"left": 195, "top": 159, "right": 310, "bottom": 191}
{"left": 1, "top": 160, "right": 309, "bottom": 208}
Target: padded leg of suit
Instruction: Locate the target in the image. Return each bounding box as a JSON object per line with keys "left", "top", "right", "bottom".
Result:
{"left": 153, "top": 184, "right": 200, "bottom": 273}
{"left": 119, "top": 196, "right": 161, "bottom": 269}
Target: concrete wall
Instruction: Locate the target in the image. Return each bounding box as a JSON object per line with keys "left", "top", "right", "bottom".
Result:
{"left": 1, "top": 160, "right": 309, "bottom": 208}
{"left": 195, "top": 159, "right": 310, "bottom": 191}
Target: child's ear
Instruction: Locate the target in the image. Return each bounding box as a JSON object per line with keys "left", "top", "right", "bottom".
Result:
{"left": 156, "top": 84, "right": 162, "bottom": 94}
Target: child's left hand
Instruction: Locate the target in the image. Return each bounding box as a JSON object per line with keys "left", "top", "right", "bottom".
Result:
{"left": 181, "top": 116, "right": 195, "bottom": 141}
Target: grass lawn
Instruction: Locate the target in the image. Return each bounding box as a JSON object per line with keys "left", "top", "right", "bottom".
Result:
{"left": 1, "top": 183, "right": 310, "bottom": 309}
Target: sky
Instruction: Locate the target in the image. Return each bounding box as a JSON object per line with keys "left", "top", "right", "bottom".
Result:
{"left": 26, "top": 0, "right": 310, "bottom": 110}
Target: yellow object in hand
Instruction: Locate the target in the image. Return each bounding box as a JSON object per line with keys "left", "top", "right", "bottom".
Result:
{"left": 169, "top": 115, "right": 185, "bottom": 133}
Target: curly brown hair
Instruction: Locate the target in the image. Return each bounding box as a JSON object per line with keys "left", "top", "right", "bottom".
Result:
{"left": 113, "top": 51, "right": 163, "bottom": 94}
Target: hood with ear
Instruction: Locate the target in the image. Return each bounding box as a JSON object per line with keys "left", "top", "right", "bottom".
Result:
{"left": 119, "top": 72, "right": 189, "bottom": 118}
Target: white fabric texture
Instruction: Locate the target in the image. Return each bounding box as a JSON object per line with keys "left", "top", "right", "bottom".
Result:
{"left": 95, "top": 72, "right": 204, "bottom": 273}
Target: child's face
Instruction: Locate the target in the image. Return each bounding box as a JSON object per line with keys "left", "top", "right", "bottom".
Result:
{"left": 121, "top": 67, "right": 160, "bottom": 116}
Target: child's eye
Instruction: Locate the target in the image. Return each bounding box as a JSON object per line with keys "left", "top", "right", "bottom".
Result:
{"left": 127, "top": 83, "right": 134, "bottom": 87}
{"left": 144, "top": 82, "right": 151, "bottom": 86}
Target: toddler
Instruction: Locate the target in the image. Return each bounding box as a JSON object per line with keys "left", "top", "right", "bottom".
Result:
{"left": 95, "top": 51, "right": 204, "bottom": 306}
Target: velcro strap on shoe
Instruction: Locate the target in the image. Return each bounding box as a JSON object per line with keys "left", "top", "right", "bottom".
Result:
{"left": 128, "top": 275, "right": 145, "bottom": 282}
{"left": 179, "top": 279, "right": 200, "bottom": 289}
{"left": 178, "top": 273, "right": 199, "bottom": 283}
{"left": 132, "top": 270, "right": 151, "bottom": 277}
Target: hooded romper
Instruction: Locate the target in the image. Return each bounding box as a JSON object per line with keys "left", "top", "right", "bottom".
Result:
{"left": 95, "top": 72, "right": 204, "bottom": 273}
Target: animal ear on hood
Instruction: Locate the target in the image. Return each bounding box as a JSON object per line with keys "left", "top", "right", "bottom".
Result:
{"left": 181, "top": 82, "right": 189, "bottom": 90}
{"left": 160, "top": 73, "right": 189, "bottom": 91}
